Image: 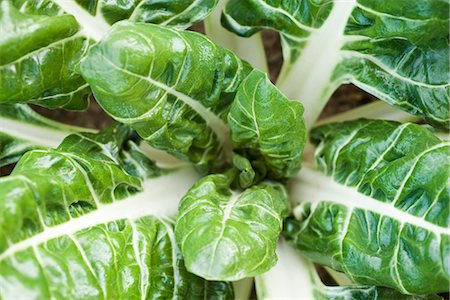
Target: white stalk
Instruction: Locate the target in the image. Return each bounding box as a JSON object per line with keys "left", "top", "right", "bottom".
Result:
{"left": 255, "top": 239, "right": 316, "bottom": 299}
{"left": 276, "top": 0, "right": 357, "bottom": 128}
{"left": 0, "top": 114, "right": 93, "bottom": 148}
{"left": 139, "top": 143, "right": 190, "bottom": 168}
{"left": 433, "top": 131, "right": 449, "bottom": 141}
{"left": 0, "top": 167, "right": 199, "bottom": 260}
{"left": 315, "top": 101, "right": 421, "bottom": 126}
{"left": 205, "top": 0, "right": 268, "bottom": 73}
{"left": 290, "top": 164, "right": 449, "bottom": 236}
{"left": 52, "top": 0, "right": 110, "bottom": 41}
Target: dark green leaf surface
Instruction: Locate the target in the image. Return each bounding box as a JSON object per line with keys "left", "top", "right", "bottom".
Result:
{"left": 69, "top": 0, "right": 219, "bottom": 29}
{"left": 12, "top": 0, "right": 219, "bottom": 28}
{"left": 1, "top": 0, "right": 219, "bottom": 109}
{"left": 232, "top": 152, "right": 258, "bottom": 188}
{"left": 0, "top": 124, "right": 142, "bottom": 251}
{"left": 223, "top": 0, "right": 450, "bottom": 128}
{"left": 223, "top": 0, "right": 333, "bottom": 62}
{"left": 228, "top": 69, "right": 306, "bottom": 180}
{"left": 0, "top": 125, "right": 233, "bottom": 299}
{"left": 285, "top": 120, "right": 449, "bottom": 294}
{"left": 81, "top": 22, "right": 306, "bottom": 175}
{"left": 175, "top": 173, "right": 290, "bottom": 281}
{"left": 80, "top": 21, "right": 253, "bottom": 170}
{"left": 257, "top": 241, "right": 442, "bottom": 299}
{"left": 0, "top": 2, "right": 91, "bottom": 109}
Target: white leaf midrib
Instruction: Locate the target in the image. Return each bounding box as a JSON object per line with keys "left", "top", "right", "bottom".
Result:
{"left": 101, "top": 54, "right": 230, "bottom": 147}
{"left": 0, "top": 167, "right": 199, "bottom": 261}
{"left": 208, "top": 191, "right": 240, "bottom": 274}
{"left": 276, "top": 0, "right": 357, "bottom": 127}
{"left": 52, "top": 0, "right": 110, "bottom": 41}
{"left": 340, "top": 50, "right": 449, "bottom": 88}
{"left": 0, "top": 117, "right": 72, "bottom": 148}
{"left": 291, "top": 165, "right": 449, "bottom": 235}
{"left": 254, "top": 0, "right": 317, "bottom": 32}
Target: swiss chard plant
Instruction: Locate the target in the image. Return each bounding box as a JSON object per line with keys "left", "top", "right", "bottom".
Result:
{"left": 0, "top": 0, "right": 448, "bottom": 299}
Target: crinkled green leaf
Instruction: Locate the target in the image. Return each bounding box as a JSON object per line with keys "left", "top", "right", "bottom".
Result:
{"left": 71, "top": 0, "right": 219, "bottom": 29}
{"left": 223, "top": 0, "right": 450, "bottom": 128}
{"left": 175, "top": 173, "right": 290, "bottom": 281}
{"left": 81, "top": 22, "right": 306, "bottom": 175}
{"left": 228, "top": 69, "right": 306, "bottom": 180}
{"left": 1, "top": 0, "right": 219, "bottom": 109}
{"left": 80, "top": 21, "right": 253, "bottom": 171}
{"left": 0, "top": 124, "right": 233, "bottom": 299}
{"left": 0, "top": 104, "right": 90, "bottom": 167}
{"left": 0, "top": 2, "right": 91, "bottom": 110}
{"left": 284, "top": 120, "right": 449, "bottom": 294}
{"left": 256, "top": 241, "right": 442, "bottom": 300}
{"left": 13, "top": 0, "right": 219, "bottom": 29}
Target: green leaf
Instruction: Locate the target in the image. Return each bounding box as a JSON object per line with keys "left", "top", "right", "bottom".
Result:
{"left": 81, "top": 23, "right": 307, "bottom": 174}
{"left": 0, "top": 2, "right": 91, "bottom": 110}
{"left": 1, "top": 0, "right": 219, "bottom": 109}
{"left": 16, "top": 0, "right": 219, "bottom": 29}
{"left": 80, "top": 21, "right": 253, "bottom": 170}
{"left": 223, "top": 0, "right": 450, "bottom": 128}
{"left": 228, "top": 69, "right": 306, "bottom": 180}
{"left": 0, "top": 104, "right": 92, "bottom": 167}
{"left": 0, "top": 124, "right": 233, "bottom": 299}
{"left": 284, "top": 120, "right": 449, "bottom": 294}
{"left": 175, "top": 173, "right": 290, "bottom": 281}
{"left": 232, "top": 152, "right": 258, "bottom": 189}
{"left": 256, "top": 240, "right": 441, "bottom": 300}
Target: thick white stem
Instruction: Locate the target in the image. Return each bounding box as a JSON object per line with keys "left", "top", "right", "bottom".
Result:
{"left": 277, "top": 0, "right": 357, "bottom": 128}
{"left": 52, "top": 0, "right": 110, "bottom": 41}
{"left": 0, "top": 167, "right": 199, "bottom": 260}
{"left": 0, "top": 114, "right": 92, "bottom": 148}
{"left": 139, "top": 143, "right": 190, "bottom": 169}
{"left": 1, "top": 117, "right": 68, "bottom": 148}
{"left": 255, "top": 239, "right": 317, "bottom": 299}
{"left": 289, "top": 165, "right": 449, "bottom": 235}
{"left": 205, "top": 0, "right": 268, "bottom": 73}
{"left": 315, "top": 101, "right": 421, "bottom": 126}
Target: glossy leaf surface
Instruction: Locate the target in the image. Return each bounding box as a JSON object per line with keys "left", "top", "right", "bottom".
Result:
{"left": 228, "top": 69, "right": 306, "bottom": 180}
{"left": 256, "top": 241, "right": 442, "bottom": 300}
{"left": 175, "top": 173, "right": 290, "bottom": 281}
{"left": 81, "top": 21, "right": 252, "bottom": 171}
{"left": 284, "top": 120, "right": 449, "bottom": 294}
{"left": 81, "top": 22, "right": 306, "bottom": 175}
{"left": 11, "top": 0, "right": 218, "bottom": 29}
{"left": 0, "top": 2, "right": 90, "bottom": 110}
{"left": 0, "top": 125, "right": 233, "bottom": 299}
{"left": 1, "top": 0, "right": 219, "bottom": 109}
{"left": 223, "top": 0, "right": 450, "bottom": 128}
